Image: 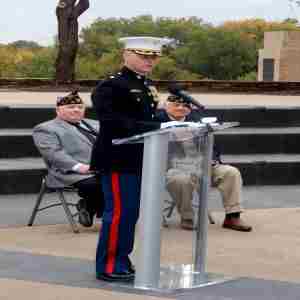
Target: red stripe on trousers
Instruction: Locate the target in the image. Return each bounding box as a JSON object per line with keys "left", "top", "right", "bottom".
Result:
{"left": 105, "top": 172, "right": 122, "bottom": 274}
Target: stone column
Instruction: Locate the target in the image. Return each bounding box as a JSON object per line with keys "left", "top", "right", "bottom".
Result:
{"left": 258, "top": 31, "right": 300, "bottom": 81}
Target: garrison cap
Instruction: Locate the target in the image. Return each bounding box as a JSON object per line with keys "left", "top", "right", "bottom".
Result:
{"left": 118, "top": 36, "right": 173, "bottom": 56}
{"left": 166, "top": 94, "right": 191, "bottom": 108}
{"left": 56, "top": 90, "right": 84, "bottom": 106}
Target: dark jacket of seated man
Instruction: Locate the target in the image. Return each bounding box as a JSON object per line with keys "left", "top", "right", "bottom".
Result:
{"left": 32, "top": 91, "right": 103, "bottom": 227}
{"left": 155, "top": 95, "right": 252, "bottom": 232}
{"left": 156, "top": 108, "right": 222, "bottom": 163}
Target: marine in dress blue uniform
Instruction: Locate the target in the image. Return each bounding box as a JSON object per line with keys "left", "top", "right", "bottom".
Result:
{"left": 90, "top": 36, "right": 173, "bottom": 282}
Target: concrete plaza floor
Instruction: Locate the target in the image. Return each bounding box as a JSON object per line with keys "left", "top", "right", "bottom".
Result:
{"left": 0, "top": 186, "right": 300, "bottom": 299}
{"left": 1, "top": 90, "right": 300, "bottom": 107}
{"left": 1, "top": 91, "right": 300, "bottom": 299}
{"left": 1, "top": 207, "right": 300, "bottom": 284}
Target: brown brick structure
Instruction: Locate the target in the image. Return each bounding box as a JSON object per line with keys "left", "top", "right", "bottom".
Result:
{"left": 258, "top": 31, "right": 300, "bottom": 81}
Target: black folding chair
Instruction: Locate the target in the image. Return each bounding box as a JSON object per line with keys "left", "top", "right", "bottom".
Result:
{"left": 28, "top": 177, "right": 80, "bottom": 233}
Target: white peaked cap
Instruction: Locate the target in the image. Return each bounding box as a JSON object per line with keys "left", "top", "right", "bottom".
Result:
{"left": 118, "top": 36, "right": 174, "bottom": 56}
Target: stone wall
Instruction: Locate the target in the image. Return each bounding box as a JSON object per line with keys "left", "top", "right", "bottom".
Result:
{"left": 259, "top": 31, "right": 300, "bottom": 82}
{"left": 2, "top": 78, "right": 300, "bottom": 94}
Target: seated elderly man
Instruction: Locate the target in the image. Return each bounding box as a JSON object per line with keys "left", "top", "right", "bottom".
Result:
{"left": 32, "top": 91, "right": 103, "bottom": 227}
{"left": 156, "top": 94, "right": 252, "bottom": 232}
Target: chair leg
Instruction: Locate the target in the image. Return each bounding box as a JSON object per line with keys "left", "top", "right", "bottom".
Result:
{"left": 28, "top": 180, "right": 48, "bottom": 226}
{"left": 163, "top": 194, "right": 215, "bottom": 226}
{"left": 162, "top": 200, "right": 176, "bottom": 227}
{"left": 58, "top": 191, "right": 79, "bottom": 233}
{"left": 208, "top": 211, "right": 215, "bottom": 224}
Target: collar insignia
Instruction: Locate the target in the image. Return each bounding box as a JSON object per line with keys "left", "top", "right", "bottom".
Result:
{"left": 130, "top": 89, "right": 142, "bottom": 93}
{"left": 148, "top": 86, "right": 160, "bottom": 102}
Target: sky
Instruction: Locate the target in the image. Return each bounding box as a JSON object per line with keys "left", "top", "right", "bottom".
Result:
{"left": 0, "top": 0, "right": 298, "bottom": 46}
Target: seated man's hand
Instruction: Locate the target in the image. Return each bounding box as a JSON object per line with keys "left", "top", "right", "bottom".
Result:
{"left": 76, "top": 164, "right": 92, "bottom": 174}
{"left": 183, "top": 121, "right": 203, "bottom": 128}
{"left": 161, "top": 121, "right": 203, "bottom": 129}
{"left": 160, "top": 121, "right": 187, "bottom": 129}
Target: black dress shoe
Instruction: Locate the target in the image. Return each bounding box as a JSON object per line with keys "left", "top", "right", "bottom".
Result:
{"left": 96, "top": 270, "right": 135, "bottom": 282}
{"left": 76, "top": 199, "right": 92, "bottom": 227}
{"left": 128, "top": 264, "right": 135, "bottom": 274}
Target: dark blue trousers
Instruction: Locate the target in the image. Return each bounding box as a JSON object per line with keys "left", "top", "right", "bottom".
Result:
{"left": 96, "top": 172, "right": 141, "bottom": 274}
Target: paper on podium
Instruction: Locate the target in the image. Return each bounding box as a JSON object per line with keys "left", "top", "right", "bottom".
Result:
{"left": 112, "top": 122, "right": 239, "bottom": 145}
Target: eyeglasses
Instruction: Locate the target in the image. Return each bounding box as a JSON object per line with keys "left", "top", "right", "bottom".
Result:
{"left": 168, "top": 102, "right": 191, "bottom": 109}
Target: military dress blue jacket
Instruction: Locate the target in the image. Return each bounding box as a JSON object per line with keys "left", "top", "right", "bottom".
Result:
{"left": 91, "top": 67, "right": 161, "bottom": 173}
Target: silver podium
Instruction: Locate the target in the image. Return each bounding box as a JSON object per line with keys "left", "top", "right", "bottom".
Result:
{"left": 111, "top": 122, "right": 238, "bottom": 292}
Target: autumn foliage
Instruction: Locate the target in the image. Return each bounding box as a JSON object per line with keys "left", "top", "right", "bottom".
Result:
{"left": 0, "top": 17, "right": 299, "bottom": 80}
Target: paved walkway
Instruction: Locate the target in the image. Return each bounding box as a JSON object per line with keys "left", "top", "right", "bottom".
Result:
{"left": 1, "top": 207, "right": 300, "bottom": 299}
{"left": 1, "top": 187, "right": 300, "bottom": 299}
{"left": 1, "top": 90, "right": 300, "bottom": 107}
{"left": 1, "top": 91, "right": 300, "bottom": 298}
{"left": 0, "top": 278, "right": 166, "bottom": 300}
{"left": 1, "top": 207, "right": 300, "bottom": 283}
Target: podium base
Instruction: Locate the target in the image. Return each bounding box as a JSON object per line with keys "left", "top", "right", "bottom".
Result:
{"left": 104, "top": 264, "right": 235, "bottom": 293}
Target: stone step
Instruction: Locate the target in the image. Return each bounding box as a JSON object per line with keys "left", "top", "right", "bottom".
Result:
{"left": 2, "top": 127, "right": 300, "bottom": 158}
{"left": 202, "top": 106, "right": 300, "bottom": 127}
{"left": 215, "top": 127, "right": 300, "bottom": 154}
{"left": 0, "top": 158, "right": 45, "bottom": 194}
{"left": 222, "top": 154, "right": 300, "bottom": 185}
{"left": 1, "top": 155, "right": 300, "bottom": 194}
{"left": 0, "top": 106, "right": 56, "bottom": 129}
{"left": 2, "top": 106, "right": 300, "bottom": 128}
{"left": 0, "top": 129, "right": 39, "bottom": 158}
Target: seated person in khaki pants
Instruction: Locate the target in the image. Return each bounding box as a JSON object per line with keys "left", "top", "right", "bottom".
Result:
{"left": 32, "top": 91, "right": 103, "bottom": 227}
{"left": 156, "top": 94, "right": 252, "bottom": 232}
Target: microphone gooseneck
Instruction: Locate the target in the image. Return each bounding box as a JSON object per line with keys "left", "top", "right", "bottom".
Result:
{"left": 168, "top": 85, "right": 205, "bottom": 110}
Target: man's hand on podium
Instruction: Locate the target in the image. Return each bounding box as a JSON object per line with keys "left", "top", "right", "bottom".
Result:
{"left": 161, "top": 121, "right": 204, "bottom": 129}
{"left": 160, "top": 121, "right": 186, "bottom": 129}
{"left": 182, "top": 122, "right": 203, "bottom": 128}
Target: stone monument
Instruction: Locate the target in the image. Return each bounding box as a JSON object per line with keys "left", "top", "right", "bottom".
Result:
{"left": 258, "top": 31, "right": 300, "bottom": 81}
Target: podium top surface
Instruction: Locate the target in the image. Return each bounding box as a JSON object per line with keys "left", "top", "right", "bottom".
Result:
{"left": 112, "top": 122, "right": 239, "bottom": 145}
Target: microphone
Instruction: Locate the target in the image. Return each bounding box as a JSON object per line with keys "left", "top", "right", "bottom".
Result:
{"left": 168, "top": 85, "right": 205, "bottom": 110}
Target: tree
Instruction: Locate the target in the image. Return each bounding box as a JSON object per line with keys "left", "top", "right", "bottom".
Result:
{"left": 76, "top": 50, "right": 122, "bottom": 79}
{"left": 151, "top": 56, "right": 202, "bottom": 80}
{"left": 9, "top": 40, "right": 41, "bottom": 49}
{"left": 222, "top": 19, "right": 299, "bottom": 50}
{"left": 55, "top": 0, "right": 89, "bottom": 82}
{"left": 174, "top": 28, "right": 257, "bottom": 80}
